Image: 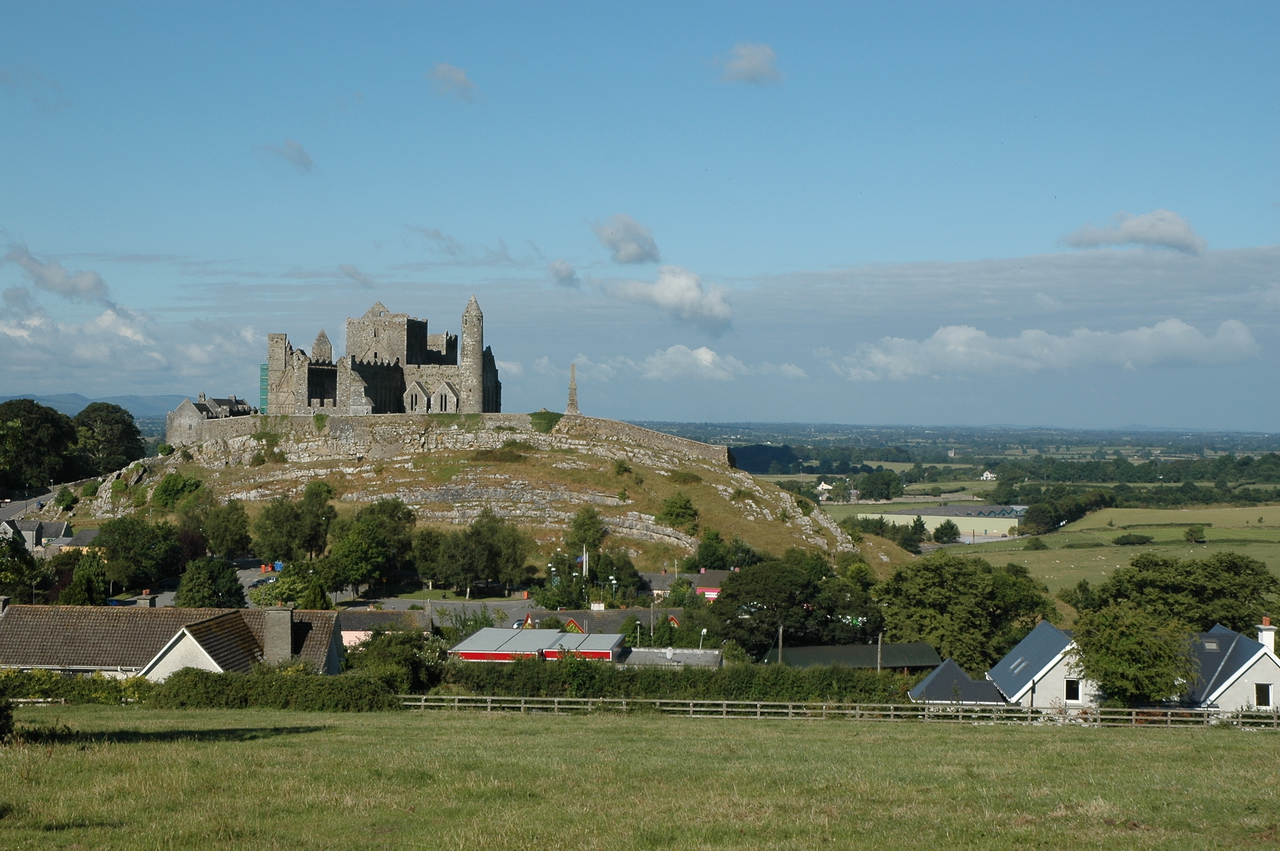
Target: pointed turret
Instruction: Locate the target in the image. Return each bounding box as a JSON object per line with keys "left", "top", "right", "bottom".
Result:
{"left": 312, "top": 329, "right": 332, "bottom": 362}
{"left": 565, "top": 363, "right": 580, "bottom": 416}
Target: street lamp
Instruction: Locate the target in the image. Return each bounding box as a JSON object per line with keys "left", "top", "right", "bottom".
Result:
{"left": 699, "top": 627, "right": 707, "bottom": 650}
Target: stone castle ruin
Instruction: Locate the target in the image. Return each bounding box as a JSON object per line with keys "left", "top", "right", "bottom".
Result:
{"left": 267, "top": 298, "right": 501, "bottom": 416}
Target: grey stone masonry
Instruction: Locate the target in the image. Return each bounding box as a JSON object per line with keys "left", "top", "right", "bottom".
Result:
{"left": 263, "top": 299, "right": 501, "bottom": 418}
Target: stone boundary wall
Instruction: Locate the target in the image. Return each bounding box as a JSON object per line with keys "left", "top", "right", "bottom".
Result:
{"left": 172, "top": 412, "right": 732, "bottom": 470}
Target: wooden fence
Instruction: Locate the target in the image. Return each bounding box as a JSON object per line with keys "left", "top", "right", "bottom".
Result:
{"left": 399, "top": 694, "right": 1280, "bottom": 729}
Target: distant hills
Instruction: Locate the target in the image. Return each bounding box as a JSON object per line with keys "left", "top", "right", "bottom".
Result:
{"left": 0, "top": 393, "right": 192, "bottom": 419}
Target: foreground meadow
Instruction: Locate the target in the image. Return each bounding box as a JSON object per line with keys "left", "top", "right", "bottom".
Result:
{"left": 2, "top": 706, "right": 1278, "bottom": 850}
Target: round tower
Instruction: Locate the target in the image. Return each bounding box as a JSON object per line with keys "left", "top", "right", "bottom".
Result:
{"left": 459, "top": 295, "right": 485, "bottom": 414}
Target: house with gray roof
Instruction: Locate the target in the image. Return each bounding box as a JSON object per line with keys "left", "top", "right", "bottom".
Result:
{"left": 986, "top": 620, "right": 1101, "bottom": 708}
{"left": 0, "top": 602, "right": 342, "bottom": 680}
{"left": 1182, "top": 621, "right": 1279, "bottom": 713}
{"left": 910, "top": 659, "right": 1007, "bottom": 705}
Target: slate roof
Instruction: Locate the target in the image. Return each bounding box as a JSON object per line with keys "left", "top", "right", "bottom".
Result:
{"left": 987, "top": 620, "right": 1073, "bottom": 702}
{"left": 62, "top": 528, "right": 100, "bottom": 548}
{"left": 761, "top": 642, "right": 942, "bottom": 669}
{"left": 909, "top": 659, "right": 1007, "bottom": 704}
{"left": 0, "top": 605, "right": 339, "bottom": 674}
{"left": 182, "top": 611, "right": 262, "bottom": 674}
{"left": 883, "top": 505, "right": 1028, "bottom": 518}
{"left": 1183, "top": 625, "right": 1267, "bottom": 706}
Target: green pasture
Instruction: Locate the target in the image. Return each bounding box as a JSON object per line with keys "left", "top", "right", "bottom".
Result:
{"left": 3, "top": 705, "right": 1276, "bottom": 850}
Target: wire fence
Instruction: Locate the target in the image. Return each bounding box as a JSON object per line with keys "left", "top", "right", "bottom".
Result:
{"left": 399, "top": 694, "right": 1280, "bottom": 729}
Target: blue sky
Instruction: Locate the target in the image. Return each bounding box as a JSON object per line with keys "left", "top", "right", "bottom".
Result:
{"left": 2, "top": 2, "right": 1277, "bottom": 429}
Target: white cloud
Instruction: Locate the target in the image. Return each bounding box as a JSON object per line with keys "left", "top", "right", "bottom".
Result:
{"left": 404, "top": 226, "right": 514, "bottom": 265}
{"left": 592, "top": 214, "right": 660, "bottom": 264}
{"left": 604, "top": 266, "right": 732, "bottom": 332}
{"left": 826, "top": 319, "right": 1259, "bottom": 381}
{"left": 1062, "top": 209, "right": 1206, "bottom": 254}
{"left": 641, "top": 345, "right": 745, "bottom": 381}
{"left": 428, "top": 63, "right": 476, "bottom": 101}
{"left": 339, "top": 264, "right": 375, "bottom": 288}
{"left": 6, "top": 247, "right": 110, "bottom": 303}
{"left": 720, "top": 43, "right": 781, "bottom": 85}
{"left": 548, "top": 259, "right": 580, "bottom": 288}
{"left": 265, "top": 139, "right": 314, "bottom": 173}
{"left": 495, "top": 360, "right": 523, "bottom": 377}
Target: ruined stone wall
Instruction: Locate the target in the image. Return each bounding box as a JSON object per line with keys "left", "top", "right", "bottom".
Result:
{"left": 168, "top": 411, "right": 731, "bottom": 469}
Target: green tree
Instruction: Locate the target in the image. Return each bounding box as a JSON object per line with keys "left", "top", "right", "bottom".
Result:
{"left": 204, "top": 500, "right": 252, "bottom": 558}
{"left": 565, "top": 506, "right": 608, "bottom": 555}
{"left": 709, "top": 558, "right": 824, "bottom": 659}
{"left": 1069, "top": 603, "right": 1197, "bottom": 706}
{"left": 0, "top": 535, "right": 49, "bottom": 603}
{"left": 72, "top": 402, "right": 144, "bottom": 476}
{"left": 932, "top": 519, "right": 961, "bottom": 544}
{"left": 53, "top": 486, "right": 77, "bottom": 511}
{"left": 876, "top": 551, "right": 1058, "bottom": 674}
{"left": 297, "top": 578, "right": 333, "bottom": 610}
{"left": 95, "top": 517, "right": 184, "bottom": 592}
{"left": 298, "top": 481, "right": 338, "bottom": 558}
{"left": 174, "top": 557, "right": 246, "bottom": 608}
{"left": 1083, "top": 551, "right": 1278, "bottom": 632}
{"left": 656, "top": 492, "right": 699, "bottom": 535}
{"left": 328, "top": 520, "right": 396, "bottom": 596}
{"left": 0, "top": 399, "right": 77, "bottom": 489}
{"left": 58, "top": 551, "right": 108, "bottom": 605}
{"left": 1184, "top": 524, "right": 1206, "bottom": 543}
{"left": 253, "top": 496, "right": 302, "bottom": 563}
{"left": 151, "top": 472, "right": 202, "bottom": 509}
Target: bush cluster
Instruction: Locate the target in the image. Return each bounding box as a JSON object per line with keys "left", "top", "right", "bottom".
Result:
{"left": 444, "top": 655, "right": 916, "bottom": 704}
{"left": 0, "top": 669, "right": 154, "bottom": 704}
{"left": 149, "top": 669, "right": 400, "bottom": 712}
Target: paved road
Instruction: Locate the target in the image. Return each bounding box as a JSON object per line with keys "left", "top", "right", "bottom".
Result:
{"left": 0, "top": 488, "right": 52, "bottom": 522}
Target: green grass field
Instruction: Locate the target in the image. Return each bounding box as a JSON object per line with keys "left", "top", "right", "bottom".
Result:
{"left": 2, "top": 706, "right": 1276, "bottom": 849}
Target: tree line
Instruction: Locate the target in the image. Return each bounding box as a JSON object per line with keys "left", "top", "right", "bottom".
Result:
{"left": 0, "top": 399, "right": 146, "bottom": 490}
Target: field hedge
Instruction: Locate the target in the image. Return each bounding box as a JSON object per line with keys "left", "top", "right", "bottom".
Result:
{"left": 0, "top": 669, "right": 154, "bottom": 704}
{"left": 149, "top": 669, "right": 400, "bottom": 712}
{"left": 444, "top": 656, "right": 917, "bottom": 703}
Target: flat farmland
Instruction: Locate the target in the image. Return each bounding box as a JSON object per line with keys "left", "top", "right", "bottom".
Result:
{"left": 2, "top": 706, "right": 1277, "bottom": 850}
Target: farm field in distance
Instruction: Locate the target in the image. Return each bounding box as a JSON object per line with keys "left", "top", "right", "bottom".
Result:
{"left": 3, "top": 705, "right": 1277, "bottom": 850}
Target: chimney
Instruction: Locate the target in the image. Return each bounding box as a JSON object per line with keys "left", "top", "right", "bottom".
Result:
{"left": 1258, "top": 616, "right": 1276, "bottom": 656}
{"left": 263, "top": 607, "right": 295, "bottom": 664}
{"left": 0, "top": 596, "right": 9, "bottom": 614}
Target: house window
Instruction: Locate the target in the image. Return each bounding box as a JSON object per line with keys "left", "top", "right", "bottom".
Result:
{"left": 1257, "top": 683, "right": 1272, "bottom": 708}
{"left": 1065, "top": 679, "right": 1081, "bottom": 702}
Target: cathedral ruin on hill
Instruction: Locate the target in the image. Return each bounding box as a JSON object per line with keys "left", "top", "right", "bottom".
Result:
{"left": 265, "top": 297, "right": 501, "bottom": 416}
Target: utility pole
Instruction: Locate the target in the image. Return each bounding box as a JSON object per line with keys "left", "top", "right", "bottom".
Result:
{"left": 877, "top": 631, "right": 883, "bottom": 673}
{"left": 777, "top": 623, "right": 784, "bottom": 666}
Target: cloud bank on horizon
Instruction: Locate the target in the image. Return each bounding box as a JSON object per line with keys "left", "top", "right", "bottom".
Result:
{"left": 2, "top": 5, "right": 1277, "bottom": 430}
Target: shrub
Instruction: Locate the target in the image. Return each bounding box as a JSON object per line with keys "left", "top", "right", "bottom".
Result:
{"left": 1185, "top": 525, "right": 1207, "bottom": 543}
{"left": 529, "top": 411, "right": 563, "bottom": 433}
{"left": 81, "top": 480, "right": 100, "bottom": 498}
{"left": 0, "top": 669, "right": 153, "bottom": 705}
{"left": 472, "top": 448, "right": 526, "bottom": 463}
{"left": 53, "top": 486, "right": 77, "bottom": 511}
{"left": 151, "top": 472, "right": 202, "bottom": 509}
{"left": 613, "top": 459, "right": 632, "bottom": 476}
{"left": 157, "top": 443, "right": 175, "bottom": 456}
{"left": 670, "top": 470, "right": 702, "bottom": 486}
{"left": 149, "top": 668, "right": 400, "bottom": 711}
{"left": 1112, "top": 533, "right": 1154, "bottom": 546}
{"left": 0, "top": 697, "right": 12, "bottom": 743}
{"left": 110, "top": 479, "right": 129, "bottom": 496}
{"left": 1023, "top": 537, "right": 1049, "bottom": 551}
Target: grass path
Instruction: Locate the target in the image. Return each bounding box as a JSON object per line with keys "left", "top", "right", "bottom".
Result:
{"left": 2, "top": 706, "right": 1276, "bottom": 849}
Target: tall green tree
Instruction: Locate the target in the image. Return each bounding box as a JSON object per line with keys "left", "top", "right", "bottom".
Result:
{"left": 298, "top": 481, "right": 338, "bottom": 558}
{"left": 72, "top": 402, "right": 144, "bottom": 476}
{"left": 174, "top": 557, "right": 246, "bottom": 608}
{"left": 58, "top": 551, "right": 108, "bottom": 606}
{"left": 204, "top": 500, "right": 252, "bottom": 558}
{"left": 565, "top": 506, "right": 608, "bottom": 555}
{"left": 1083, "top": 551, "right": 1279, "bottom": 632}
{"left": 656, "top": 492, "right": 699, "bottom": 535}
{"left": 0, "top": 535, "right": 49, "bottom": 603}
{"left": 95, "top": 517, "right": 184, "bottom": 592}
{"left": 876, "top": 552, "right": 1058, "bottom": 674}
{"left": 1069, "top": 603, "right": 1198, "bottom": 706}
{"left": 253, "top": 496, "right": 303, "bottom": 563}
{"left": 709, "top": 557, "right": 825, "bottom": 659}
{"left": 0, "top": 399, "right": 77, "bottom": 489}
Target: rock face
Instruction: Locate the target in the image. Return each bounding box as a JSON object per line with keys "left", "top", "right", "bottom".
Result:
{"left": 124, "top": 411, "right": 855, "bottom": 555}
